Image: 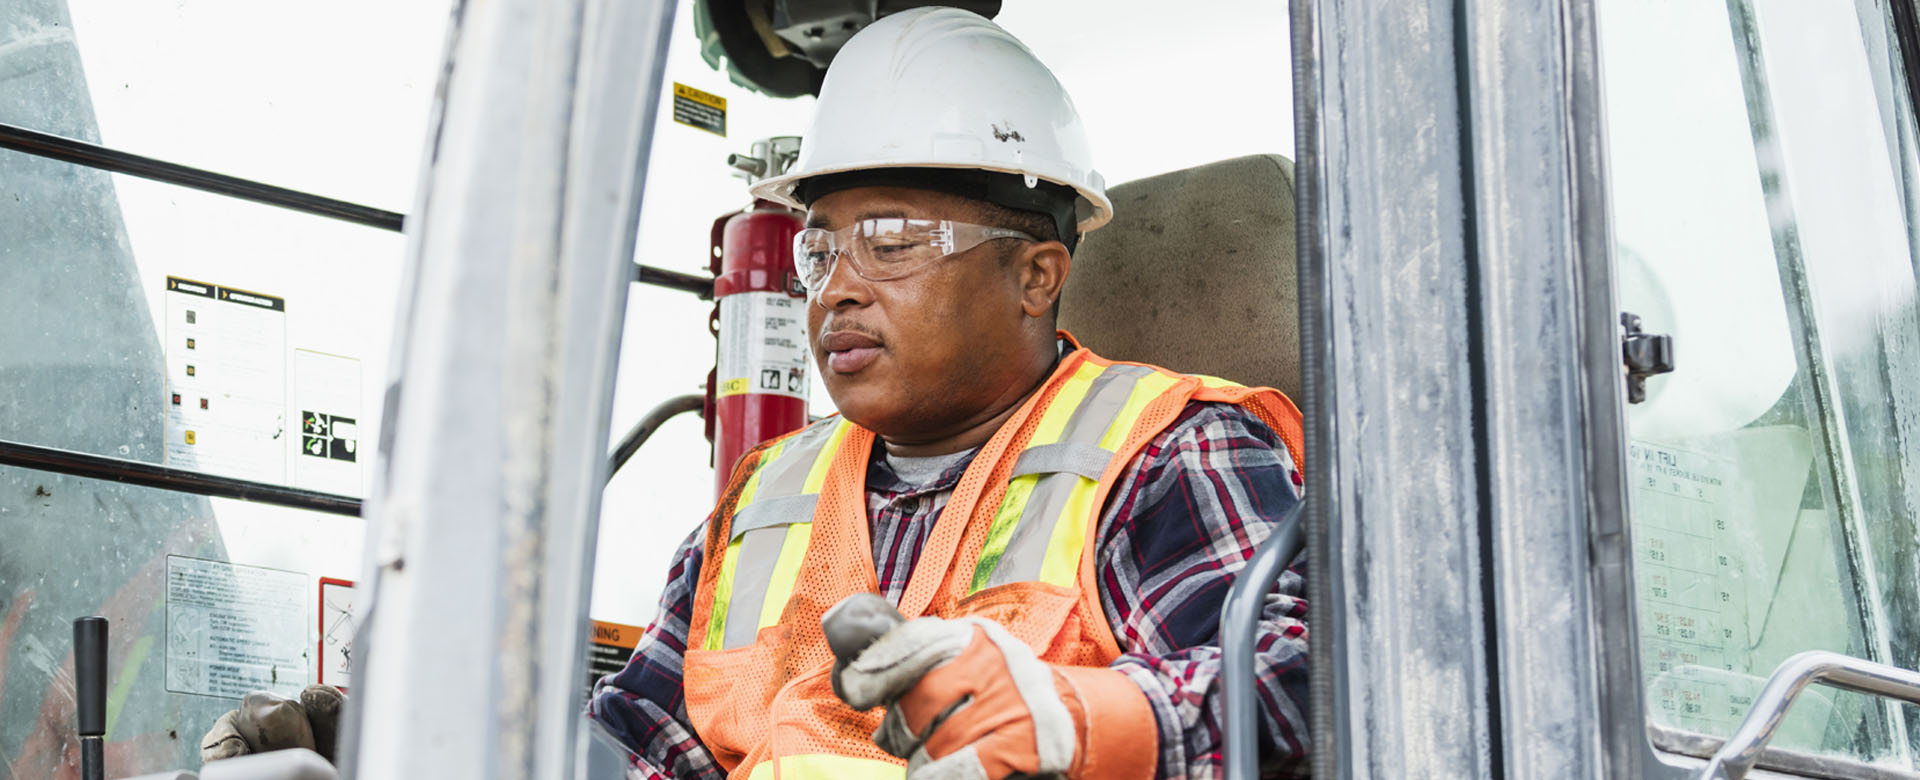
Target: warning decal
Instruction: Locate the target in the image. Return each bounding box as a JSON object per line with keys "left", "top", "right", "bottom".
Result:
{"left": 672, "top": 82, "right": 727, "bottom": 137}
{"left": 718, "top": 292, "right": 810, "bottom": 400}
{"left": 165, "top": 556, "right": 308, "bottom": 699}
{"left": 318, "top": 577, "right": 356, "bottom": 692}
{"left": 583, "top": 619, "right": 643, "bottom": 702}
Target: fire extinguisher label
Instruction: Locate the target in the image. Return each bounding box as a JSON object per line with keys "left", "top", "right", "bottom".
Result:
{"left": 718, "top": 292, "right": 809, "bottom": 400}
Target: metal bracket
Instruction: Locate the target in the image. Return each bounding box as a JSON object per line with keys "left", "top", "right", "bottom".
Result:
{"left": 727, "top": 136, "right": 803, "bottom": 185}
{"left": 1699, "top": 651, "right": 1920, "bottom": 780}
{"left": 1620, "top": 311, "right": 1675, "bottom": 404}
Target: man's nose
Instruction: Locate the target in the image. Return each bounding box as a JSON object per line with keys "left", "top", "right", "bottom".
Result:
{"left": 814, "top": 249, "right": 874, "bottom": 309}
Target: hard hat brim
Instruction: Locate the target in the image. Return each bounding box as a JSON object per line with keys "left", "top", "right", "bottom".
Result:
{"left": 753, "top": 160, "right": 1114, "bottom": 235}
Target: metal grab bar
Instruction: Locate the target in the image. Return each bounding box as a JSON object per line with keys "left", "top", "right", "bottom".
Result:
{"left": 1699, "top": 650, "right": 1920, "bottom": 780}
{"left": 1221, "top": 502, "right": 1306, "bottom": 780}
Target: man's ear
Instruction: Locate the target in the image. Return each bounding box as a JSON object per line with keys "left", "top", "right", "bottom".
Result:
{"left": 1016, "top": 241, "right": 1071, "bottom": 320}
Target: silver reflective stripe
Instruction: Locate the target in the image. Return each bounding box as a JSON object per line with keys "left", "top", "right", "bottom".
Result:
{"left": 723, "top": 526, "right": 791, "bottom": 648}
{"left": 753, "top": 422, "right": 841, "bottom": 498}
{"left": 985, "top": 471, "right": 1090, "bottom": 589}
{"left": 714, "top": 419, "right": 845, "bottom": 649}
{"left": 1010, "top": 442, "right": 1112, "bottom": 480}
{"left": 1057, "top": 365, "right": 1153, "bottom": 445}
{"left": 982, "top": 365, "right": 1155, "bottom": 589}
{"left": 730, "top": 494, "right": 820, "bottom": 540}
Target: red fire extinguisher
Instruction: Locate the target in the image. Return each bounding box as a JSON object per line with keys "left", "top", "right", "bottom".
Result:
{"left": 706, "top": 197, "right": 810, "bottom": 498}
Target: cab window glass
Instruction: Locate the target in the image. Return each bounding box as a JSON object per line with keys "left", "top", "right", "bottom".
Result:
{"left": 2, "top": 2, "right": 442, "bottom": 774}
{"left": 1600, "top": 0, "right": 1920, "bottom": 767}
{"left": 2, "top": 0, "right": 445, "bottom": 210}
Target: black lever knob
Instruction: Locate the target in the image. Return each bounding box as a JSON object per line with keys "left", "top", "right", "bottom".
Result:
{"left": 73, "top": 616, "right": 108, "bottom": 780}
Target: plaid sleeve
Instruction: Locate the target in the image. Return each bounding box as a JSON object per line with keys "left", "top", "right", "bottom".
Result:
{"left": 1095, "top": 402, "right": 1310, "bottom": 780}
{"left": 587, "top": 524, "right": 725, "bottom": 780}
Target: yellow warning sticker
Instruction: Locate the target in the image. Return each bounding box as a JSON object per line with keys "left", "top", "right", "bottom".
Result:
{"left": 672, "top": 82, "right": 727, "bottom": 136}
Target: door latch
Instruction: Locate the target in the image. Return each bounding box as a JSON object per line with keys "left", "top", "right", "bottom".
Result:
{"left": 1620, "top": 312, "right": 1675, "bottom": 404}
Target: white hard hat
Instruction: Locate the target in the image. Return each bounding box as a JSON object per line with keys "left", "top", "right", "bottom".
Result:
{"left": 751, "top": 7, "right": 1112, "bottom": 236}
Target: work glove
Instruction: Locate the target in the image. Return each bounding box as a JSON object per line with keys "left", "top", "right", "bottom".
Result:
{"left": 200, "top": 684, "right": 345, "bottom": 765}
{"left": 825, "top": 594, "right": 1156, "bottom": 780}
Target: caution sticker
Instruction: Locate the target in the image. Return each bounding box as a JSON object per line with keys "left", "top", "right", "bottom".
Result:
{"left": 672, "top": 82, "right": 727, "bottom": 137}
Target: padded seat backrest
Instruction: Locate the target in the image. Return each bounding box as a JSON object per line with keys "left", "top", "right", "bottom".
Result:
{"left": 1060, "top": 154, "right": 1301, "bottom": 400}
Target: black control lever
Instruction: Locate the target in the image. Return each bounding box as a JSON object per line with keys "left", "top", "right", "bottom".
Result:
{"left": 74, "top": 616, "right": 107, "bottom": 780}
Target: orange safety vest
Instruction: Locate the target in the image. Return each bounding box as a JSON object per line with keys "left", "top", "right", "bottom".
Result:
{"left": 684, "top": 337, "right": 1304, "bottom": 780}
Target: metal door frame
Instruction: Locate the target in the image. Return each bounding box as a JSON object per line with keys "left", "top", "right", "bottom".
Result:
{"left": 1299, "top": 0, "right": 1920, "bottom": 776}
{"left": 336, "top": 0, "right": 677, "bottom": 776}
{"left": 1295, "top": 0, "right": 1643, "bottom": 776}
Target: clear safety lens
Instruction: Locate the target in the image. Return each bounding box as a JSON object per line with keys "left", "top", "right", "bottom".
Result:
{"left": 793, "top": 218, "right": 1034, "bottom": 299}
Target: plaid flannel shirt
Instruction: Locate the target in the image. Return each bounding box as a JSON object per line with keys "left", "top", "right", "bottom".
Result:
{"left": 589, "top": 400, "right": 1309, "bottom": 780}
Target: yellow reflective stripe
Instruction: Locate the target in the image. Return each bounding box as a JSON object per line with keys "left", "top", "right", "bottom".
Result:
{"left": 746, "top": 422, "right": 846, "bottom": 630}
{"left": 1030, "top": 371, "right": 1181, "bottom": 588}
{"left": 802, "top": 420, "right": 851, "bottom": 494}
{"left": 705, "top": 439, "right": 787, "bottom": 651}
{"left": 1096, "top": 372, "right": 1181, "bottom": 451}
{"left": 1030, "top": 362, "right": 1105, "bottom": 446}
{"left": 758, "top": 521, "right": 813, "bottom": 629}
{"left": 1037, "top": 476, "right": 1101, "bottom": 587}
{"left": 704, "top": 537, "right": 743, "bottom": 650}
{"left": 774, "top": 753, "right": 904, "bottom": 779}
{"left": 747, "top": 761, "right": 774, "bottom": 780}
{"left": 736, "top": 439, "right": 787, "bottom": 511}
{"left": 968, "top": 364, "right": 1103, "bottom": 591}
{"left": 1190, "top": 373, "right": 1245, "bottom": 390}
{"left": 970, "top": 473, "right": 1041, "bottom": 592}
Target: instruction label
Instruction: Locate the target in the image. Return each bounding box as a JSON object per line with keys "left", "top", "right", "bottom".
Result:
{"left": 166, "top": 556, "right": 309, "bottom": 699}
{"left": 164, "top": 276, "right": 289, "bottom": 484}
{"left": 582, "top": 619, "right": 643, "bottom": 702}
{"left": 1629, "top": 433, "right": 1839, "bottom": 748}
{"left": 1631, "top": 441, "right": 1741, "bottom": 730}
{"left": 672, "top": 82, "right": 727, "bottom": 136}
{"left": 318, "top": 577, "right": 356, "bottom": 692}
{"left": 295, "top": 350, "right": 363, "bottom": 495}
{"left": 717, "top": 292, "right": 809, "bottom": 400}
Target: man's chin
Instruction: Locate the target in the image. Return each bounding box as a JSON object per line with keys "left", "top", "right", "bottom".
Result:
{"left": 824, "top": 385, "right": 906, "bottom": 434}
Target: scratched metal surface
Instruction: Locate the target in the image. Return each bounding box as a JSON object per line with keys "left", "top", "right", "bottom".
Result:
{"left": 1458, "top": 0, "right": 1617, "bottom": 777}
{"left": 1300, "top": 0, "right": 1495, "bottom": 776}
{"left": 337, "top": 0, "right": 676, "bottom": 776}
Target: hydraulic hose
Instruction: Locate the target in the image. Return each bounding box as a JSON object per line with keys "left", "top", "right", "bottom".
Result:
{"left": 607, "top": 394, "right": 707, "bottom": 478}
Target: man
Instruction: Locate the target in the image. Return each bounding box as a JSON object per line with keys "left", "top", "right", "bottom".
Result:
{"left": 592, "top": 8, "right": 1308, "bottom": 780}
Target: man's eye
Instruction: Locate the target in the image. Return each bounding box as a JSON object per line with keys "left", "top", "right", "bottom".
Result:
{"left": 869, "top": 241, "right": 923, "bottom": 257}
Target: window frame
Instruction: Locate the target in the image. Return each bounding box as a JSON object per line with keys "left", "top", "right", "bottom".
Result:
{"left": 1295, "top": 0, "right": 1920, "bottom": 777}
{"left": 1578, "top": 0, "right": 1920, "bottom": 776}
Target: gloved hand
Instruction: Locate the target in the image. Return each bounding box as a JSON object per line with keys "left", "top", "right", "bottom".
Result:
{"left": 200, "top": 684, "right": 345, "bottom": 765}
{"left": 829, "top": 603, "right": 1156, "bottom": 780}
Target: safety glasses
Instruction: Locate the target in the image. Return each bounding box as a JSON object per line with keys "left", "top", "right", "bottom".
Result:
{"left": 793, "top": 218, "right": 1034, "bottom": 301}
